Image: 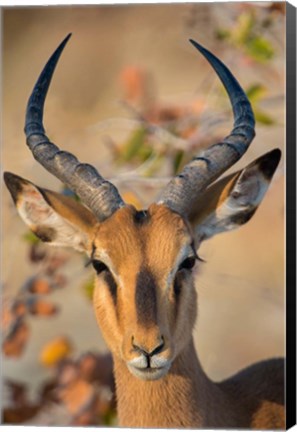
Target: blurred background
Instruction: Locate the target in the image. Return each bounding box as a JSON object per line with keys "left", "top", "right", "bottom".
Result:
{"left": 2, "top": 2, "right": 285, "bottom": 426}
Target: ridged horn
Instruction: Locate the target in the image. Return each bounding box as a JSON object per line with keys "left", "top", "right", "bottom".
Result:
{"left": 158, "top": 39, "right": 255, "bottom": 216}
{"left": 25, "top": 33, "right": 125, "bottom": 222}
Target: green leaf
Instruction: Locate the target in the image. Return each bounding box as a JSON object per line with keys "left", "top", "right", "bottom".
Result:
{"left": 103, "top": 409, "right": 117, "bottom": 426}
{"left": 23, "top": 231, "right": 40, "bottom": 245}
{"left": 246, "top": 84, "right": 267, "bottom": 103}
{"left": 137, "top": 145, "right": 153, "bottom": 163}
{"left": 173, "top": 150, "right": 185, "bottom": 175}
{"left": 120, "top": 127, "right": 147, "bottom": 162}
{"left": 246, "top": 36, "right": 274, "bottom": 62}
{"left": 215, "top": 29, "right": 231, "bottom": 41}
{"left": 82, "top": 277, "right": 95, "bottom": 301}
{"left": 142, "top": 154, "right": 164, "bottom": 177}
{"left": 233, "top": 12, "right": 255, "bottom": 44}
{"left": 254, "top": 109, "right": 275, "bottom": 125}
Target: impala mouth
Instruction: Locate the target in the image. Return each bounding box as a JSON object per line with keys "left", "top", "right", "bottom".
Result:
{"left": 127, "top": 359, "right": 171, "bottom": 381}
{"left": 127, "top": 363, "right": 171, "bottom": 381}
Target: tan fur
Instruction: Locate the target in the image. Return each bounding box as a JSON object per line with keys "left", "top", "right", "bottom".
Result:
{"left": 5, "top": 171, "right": 284, "bottom": 429}
{"left": 92, "top": 205, "right": 196, "bottom": 362}
{"left": 189, "top": 173, "right": 239, "bottom": 227}
{"left": 44, "top": 189, "right": 98, "bottom": 233}
{"left": 89, "top": 204, "right": 283, "bottom": 429}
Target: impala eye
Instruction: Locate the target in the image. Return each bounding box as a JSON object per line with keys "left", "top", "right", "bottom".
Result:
{"left": 92, "top": 260, "right": 109, "bottom": 274}
{"left": 178, "top": 256, "right": 196, "bottom": 271}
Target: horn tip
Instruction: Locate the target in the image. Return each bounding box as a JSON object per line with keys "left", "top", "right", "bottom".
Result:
{"left": 60, "top": 33, "right": 72, "bottom": 49}
{"left": 189, "top": 38, "right": 204, "bottom": 52}
{"left": 65, "top": 33, "right": 72, "bottom": 42}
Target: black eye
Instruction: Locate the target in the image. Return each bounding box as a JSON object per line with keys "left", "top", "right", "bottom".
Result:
{"left": 92, "top": 260, "right": 109, "bottom": 274}
{"left": 178, "top": 256, "right": 196, "bottom": 271}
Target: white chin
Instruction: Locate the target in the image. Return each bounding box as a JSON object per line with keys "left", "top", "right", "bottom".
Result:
{"left": 127, "top": 364, "right": 170, "bottom": 381}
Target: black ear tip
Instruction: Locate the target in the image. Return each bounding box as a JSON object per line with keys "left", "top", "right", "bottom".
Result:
{"left": 3, "top": 171, "right": 17, "bottom": 186}
{"left": 3, "top": 172, "right": 25, "bottom": 203}
{"left": 266, "top": 148, "right": 282, "bottom": 166}
{"left": 259, "top": 148, "right": 282, "bottom": 180}
{"left": 270, "top": 148, "right": 282, "bottom": 161}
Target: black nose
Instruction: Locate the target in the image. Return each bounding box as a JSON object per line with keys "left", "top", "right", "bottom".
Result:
{"left": 132, "top": 336, "right": 165, "bottom": 358}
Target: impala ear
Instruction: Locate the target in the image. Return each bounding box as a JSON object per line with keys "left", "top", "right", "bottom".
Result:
{"left": 188, "top": 149, "right": 281, "bottom": 243}
{"left": 4, "top": 172, "right": 98, "bottom": 252}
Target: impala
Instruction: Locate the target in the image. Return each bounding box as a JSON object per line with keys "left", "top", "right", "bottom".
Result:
{"left": 4, "top": 34, "right": 284, "bottom": 429}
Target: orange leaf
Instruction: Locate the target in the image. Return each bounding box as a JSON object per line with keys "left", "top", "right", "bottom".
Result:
{"left": 1, "top": 301, "right": 14, "bottom": 332}
{"left": 122, "top": 191, "right": 143, "bottom": 210}
{"left": 58, "top": 361, "right": 79, "bottom": 386}
{"left": 120, "top": 66, "right": 147, "bottom": 104}
{"left": 40, "top": 336, "right": 72, "bottom": 367}
{"left": 29, "top": 278, "right": 51, "bottom": 294}
{"left": 11, "top": 300, "right": 27, "bottom": 318}
{"left": 28, "top": 299, "right": 58, "bottom": 316}
{"left": 78, "top": 353, "right": 97, "bottom": 381}
{"left": 3, "top": 320, "right": 30, "bottom": 357}
{"left": 58, "top": 378, "right": 94, "bottom": 414}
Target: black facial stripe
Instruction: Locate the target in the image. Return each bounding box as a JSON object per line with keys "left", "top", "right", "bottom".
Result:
{"left": 174, "top": 272, "right": 183, "bottom": 298}
{"left": 135, "top": 268, "right": 157, "bottom": 326}
{"left": 104, "top": 271, "right": 117, "bottom": 305}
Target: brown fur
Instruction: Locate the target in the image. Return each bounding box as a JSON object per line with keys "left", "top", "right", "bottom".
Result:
{"left": 114, "top": 341, "right": 284, "bottom": 428}
{"left": 5, "top": 172, "right": 285, "bottom": 429}
{"left": 90, "top": 204, "right": 284, "bottom": 429}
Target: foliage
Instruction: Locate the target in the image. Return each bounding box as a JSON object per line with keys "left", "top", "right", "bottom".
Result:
{"left": 2, "top": 240, "right": 116, "bottom": 426}
{"left": 216, "top": 9, "right": 275, "bottom": 63}
{"left": 246, "top": 84, "right": 275, "bottom": 125}
{"left": 2, "top": 3, "right": 283, "bottom": 426}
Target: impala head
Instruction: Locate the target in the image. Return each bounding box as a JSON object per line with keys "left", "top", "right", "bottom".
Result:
{"left": 4, "top": 34, "right": 281, "bottom": 381}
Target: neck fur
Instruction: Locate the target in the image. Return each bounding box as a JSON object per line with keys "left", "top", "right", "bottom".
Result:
{"left": 113, "top": 338, "right": 237, "bottom": 428}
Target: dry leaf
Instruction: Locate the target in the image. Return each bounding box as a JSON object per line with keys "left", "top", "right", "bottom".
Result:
{"left": 57, "top": 360, "right": 79, "bottom": 386}
{"left": 122, "top": 191, "right": 143, "bottom": 210}
{"left": 93, "top": 354, "right": 114, "bottom": 388}
{"left": 1, "top": 301, "right": 14, "bottom": 332}
{"left": 120, "top": 66, "right": 147, "bottom": 105}
{"left": 2, "top": 320, "right": 30, "bottom": 357}
{"left": 28, "top": 278, "right": 51, "bottom": 295}
{"left": 29, "top": 243, "right": 47, "bottom": 263}
{"left": 51, "top": 273, "right": 68, "bottom": 288}
{"left": 71, "top": 409, "right": 96, "bottom": 426}
{"left": 40, "top": 337, "right": 72, "bottom": 367}
{"left": 27, "top": 299, "right": 58, "bottom": 316}
{"left": 11, "top": 300, "right": 27, "bottom": 318}
{"left": 58, "top": 378, "right": 95, "bottom": 415}
{"left": 78, "top": 353, "right": 97, "bottom": 381}
{"left": 46, "top": 254, "right": 69, "bottom": 275}
{"left": 3, "top": 405, "right": 41, "bottom": 424}
{"left": 4, "top": 379, "right": 27, "bottom": 407}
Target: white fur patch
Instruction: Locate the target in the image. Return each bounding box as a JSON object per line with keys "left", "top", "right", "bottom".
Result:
{"left": 17, "top": 183, "right": 89, "bottom": 252}
{"left": 195, "top": 171, "right": 271, "bottom": 242}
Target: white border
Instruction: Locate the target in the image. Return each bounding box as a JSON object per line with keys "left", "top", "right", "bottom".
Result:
{"left": 0, "top": 0, "right": 289, "bottom": 6}
{"left": 1, "top": 1, "right": 295, "bottom": 432}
